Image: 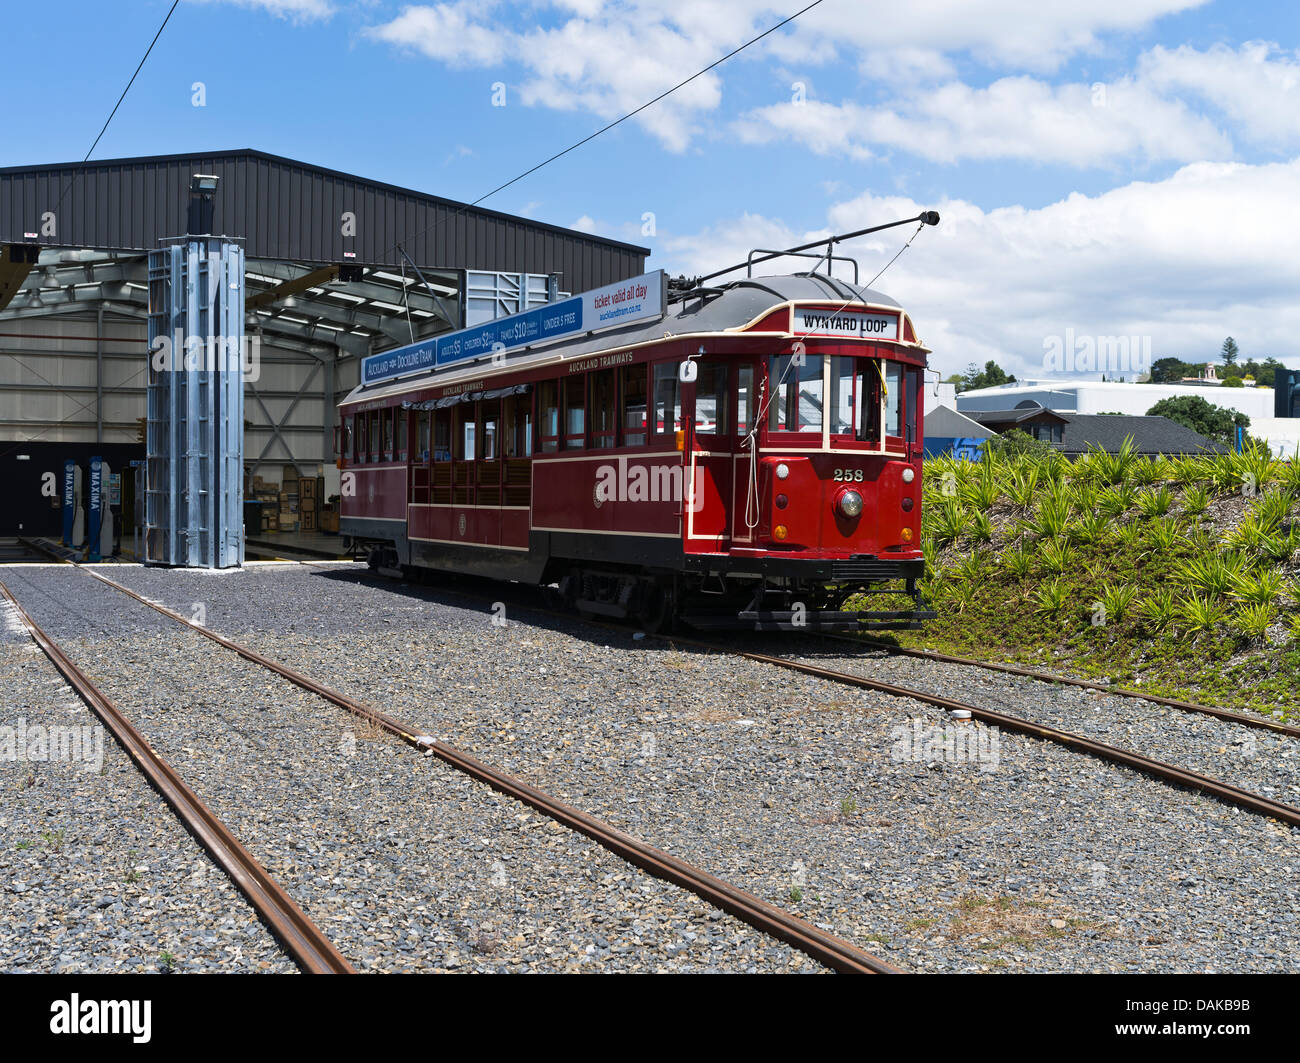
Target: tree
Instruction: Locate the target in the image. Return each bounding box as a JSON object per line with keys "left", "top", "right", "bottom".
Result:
{"left": 1146, "top": 396, "right": 1249, "bottom": 446}
{"left": 958, "top": 360, "right": 1017, "bottom": 393}
{"left": 1148, "top": 357, "right": 1196, "bottom": 383}
{"left": 1221, "top": 336, "right": 1239, "bottom": 366}
{"left": 987, "top": 428, "right": 1054, "bottom": 458}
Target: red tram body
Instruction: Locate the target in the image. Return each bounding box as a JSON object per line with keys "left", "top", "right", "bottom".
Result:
{"left": 338, "top": 270, "right": 933, "bottom": 630}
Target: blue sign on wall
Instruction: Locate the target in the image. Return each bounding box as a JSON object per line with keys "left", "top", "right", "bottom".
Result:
{"left": 61, "top": 460, "right": 76, "bottom": 545}
{"left": 87, "top": 456, "right": 103, "bottom": 562}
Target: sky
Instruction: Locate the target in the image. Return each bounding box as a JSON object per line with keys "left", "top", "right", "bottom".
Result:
{"left": 8, "top": 0, "right": 1300, "bottom": 380}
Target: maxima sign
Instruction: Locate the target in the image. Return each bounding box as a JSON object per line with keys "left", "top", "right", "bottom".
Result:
{"left": 792, "top": 306, "right": 899, "bottom": 341}
{"left": 362, "top": 270, "right": 666, "bottom": 386}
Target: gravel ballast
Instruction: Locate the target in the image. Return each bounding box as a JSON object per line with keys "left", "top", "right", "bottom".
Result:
{"left": 0, "top": 582, "right": 296, "bottom": 973}
{"left": 49, "top": 560, "right": 1300, "bottom": 974}
{"left": 1, "top": 565, "right": 817, "bottom": 973}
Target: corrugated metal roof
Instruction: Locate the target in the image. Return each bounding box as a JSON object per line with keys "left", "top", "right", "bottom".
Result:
{"left": 0, "top": 149, "right": 648, "bottom": 292}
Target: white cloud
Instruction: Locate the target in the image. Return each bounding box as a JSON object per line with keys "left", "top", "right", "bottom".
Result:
{"left": 736, "top": 39, "right": 1300, "bottom": 167}
{"left": 196, "top": 0, "right": 336, "bottom": 20}
{"left": 734, "top": 75, "right": 1232, "bottom": 167}
{"left": 362, "top": 0, "right": 1207, "bottom": 151}
{"left": 364, "top": 2, "right": 503, "bottom": 66}
{"left": 1139, "top": 41, "right": 1300, "bottom": 147}
{"left": 656, "top": 159, "right": 1300, "bottom": 378}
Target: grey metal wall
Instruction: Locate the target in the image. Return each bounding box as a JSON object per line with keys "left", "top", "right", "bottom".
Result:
{"left": 0, "top": 150, "right": 648, "bottom": 292}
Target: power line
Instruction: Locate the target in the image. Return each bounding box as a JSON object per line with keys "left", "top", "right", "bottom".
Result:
{"left": 50, "top": 0, "right": 183, "bottom": 225}
{"left": 378, "top": 0, "right": 827, "bottom": 261}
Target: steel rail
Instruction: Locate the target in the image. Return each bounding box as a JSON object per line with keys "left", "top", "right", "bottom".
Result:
{"left": 0, "top": 580, "right": 354, "bottom": 974}
{"left": 665, "top": 635, "right": 1300, "bottom": 830}
{"left": 818, "top": 632, "right": 1300, "bottom": 739}
{"left": 282, "top": 565, "right": 1300, "bottom": 830}
{"left": 79, "top": 567, "right": 897, "bottom": 974}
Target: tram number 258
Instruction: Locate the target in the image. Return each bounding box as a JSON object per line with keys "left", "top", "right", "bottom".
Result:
{"left": 832, "top": 468, "right": 864, "bottom": 482}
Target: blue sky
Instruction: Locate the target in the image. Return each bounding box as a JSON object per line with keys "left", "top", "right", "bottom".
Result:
{"left": 10, "top": 0, "right": 1300, "bottom": 378}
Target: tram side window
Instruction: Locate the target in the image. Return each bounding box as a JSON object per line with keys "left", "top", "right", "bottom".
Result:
{"left": 344, "top": 416, "right": 355, "bottom": 462}
{"left": 622, "top": 365, "right": 648, "bottom": 446}
{"left": 564, "top": 375, "right": 586, "bottom": 449}
{"left": 695, "top": 362, "right": 729, "bottom": 437}
{"left": 504, "top": 394, "right": 532, "bottom": 457}
{"left": 433, "top": 409, "right": 451, "bottom": 461}
{"left": 768, "top": 354, "right": 823, "bottom": 433}
{"left": 397, "top": 408, "right": 409, "bottom": 462}
{"left": 885, "top": 363, "right": 904, "bottom": 438}
{"left": 651, "top": 363, "right": 681, "bottom": 437}
{"left": 456, "top": 406, "right": 476, "bottom": 459}
{"left": 737, "top": 366, "right": 755, "bottom": 437}
{"left": 380, "top": 409, "right": 393, "bottom": 461}
{"left": 417, "top": 411, "right": 430, "bottom": 461}
{"left": 482, "top": 403, "right": 499, "bottom": 460}
{"left": 539, "top": 381, "right": 560, "bottom": 452}
{"left": 591, "top": 369, "right": 617, "bottom": 449}
{"left": 369, "top": 411, "right": 380, "bottom": 461}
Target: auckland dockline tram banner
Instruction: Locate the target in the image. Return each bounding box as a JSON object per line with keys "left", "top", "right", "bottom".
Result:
{"left": 360, "top": 270, "right": 667, "bottom": 387}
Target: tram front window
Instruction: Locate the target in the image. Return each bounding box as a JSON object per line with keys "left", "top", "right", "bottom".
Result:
{"left": 767, "top": 354, "right": 823, "bottom": 433}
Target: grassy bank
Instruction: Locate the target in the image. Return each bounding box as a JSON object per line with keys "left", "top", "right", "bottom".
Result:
{"left": 871, "top": 442, "right": 1300, "bottom": 721}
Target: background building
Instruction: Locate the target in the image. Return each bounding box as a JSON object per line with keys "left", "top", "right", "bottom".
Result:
{"left": 0, "top": 149, "right": 648, "bottom": 536}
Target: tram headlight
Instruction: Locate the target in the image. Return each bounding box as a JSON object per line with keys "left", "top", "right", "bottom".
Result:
{"left": 838, "top": 490, "right": 864, "bottom": 518}
{"left": 901, "top": 467, "right": 915, "bottom": 484}
{"left": 775, "top": 463, "right": 790, "bottom": 480}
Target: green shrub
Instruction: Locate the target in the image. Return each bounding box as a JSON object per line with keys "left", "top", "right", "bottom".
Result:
{"left": 1098, "top": 483, "right": 1136, "bottom": 518}
{"left": 1034, "top": 579, "right": 1068, "bottom": 617}
{"left": 1234, "top": 603, "right": 1275, "bottom": 642}
{"left": 1179, "top": 594, "right": 1229, "bottom": 635}
{"left": 1231, "top": 569, "right": 1284, "bottom": 605}
{"left": 1135, "top": 486, "right": 1174, "bottom": 518}
{"left": 1027, "top": 493, "right": 1073, "bottom": 540}
{"left": 1038, "top": 539, "right": 1075, "bottom": 576}
{"left": 1098, "top": 582, "right": 1138, "bottom": 623}
{"left": 1137, "top": 589, "right": 1178, "bottom": 633}
{"left": 1069, "top": 508, "right": 1110, "bottom": 546}
{"left": 1000, "top": 544, "right": 1035, "bottom": 579}
{"left": 1181, "top": 484, "right": 1210, "bottom": 516}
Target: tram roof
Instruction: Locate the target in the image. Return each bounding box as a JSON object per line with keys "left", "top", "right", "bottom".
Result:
{"left": 342, "top": 272, "right": 906, "bottom": 406}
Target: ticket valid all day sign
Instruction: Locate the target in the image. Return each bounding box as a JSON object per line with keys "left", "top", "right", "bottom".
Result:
{"left": 361, "top": 271, "right": 665, "bottom": 386}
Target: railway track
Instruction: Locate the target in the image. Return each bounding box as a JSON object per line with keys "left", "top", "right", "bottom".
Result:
{"left": 8, "top": 543, "right": 897, "bottom": 974}
{"left": 0, "top": 579, "right": 354, "bottom": 975}
{"left": 814, "top": 631, "right": 1300, "bottom": 739}
{"left": 267, "top": 562, "right": 1300, "bottom": 834}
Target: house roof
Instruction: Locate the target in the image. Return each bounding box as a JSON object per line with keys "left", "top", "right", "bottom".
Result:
{"left": 1059, "top": 414, "right": 1227, "bottom": 455}
{"left": 963, "top": 405, "right": 1069, "bottom": 426}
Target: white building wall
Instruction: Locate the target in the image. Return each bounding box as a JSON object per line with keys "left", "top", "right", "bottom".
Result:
{"left": 956, "top": 380, "right": 1275, "bottom": 420}
{"left": 924, "top": 380, "right": 956, "bottom": 415}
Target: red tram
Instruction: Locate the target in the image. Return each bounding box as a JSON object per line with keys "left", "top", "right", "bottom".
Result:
{"left": 338, "top": 240, "right": 935, "bottom": 631}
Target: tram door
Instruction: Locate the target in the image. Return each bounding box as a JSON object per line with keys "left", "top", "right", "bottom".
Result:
{"left": 687, "top": 359, "right": 744, "bottom": 552}
{"left": 728, "top": 360, "right": 762, "bottom": 547}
